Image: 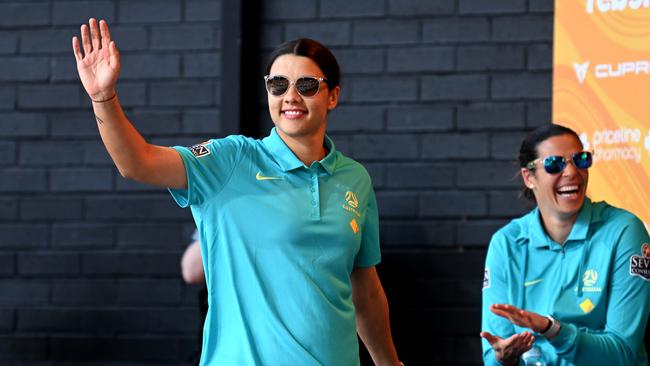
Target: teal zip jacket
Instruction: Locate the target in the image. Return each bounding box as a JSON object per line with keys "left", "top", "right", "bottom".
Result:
{"left": 482, "top": 199, "right": 650, "bottom": 365}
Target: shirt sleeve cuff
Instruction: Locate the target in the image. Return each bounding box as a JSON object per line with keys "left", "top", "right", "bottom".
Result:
{"left": 549, "top": 321, "right": 578, "bottom": 355}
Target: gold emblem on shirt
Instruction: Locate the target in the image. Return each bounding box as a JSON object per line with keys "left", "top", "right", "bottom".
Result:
{"left": 349, "top": 219, "right": 359, "bottom": 234}
{"left": 345, "top": 191, "right": 359, "bottom": 208}
{"left": 342, "top": 191, "right": 361, "bottom": 217}
{"left": 579, "top": 298, "right": 595, "bottom": 313}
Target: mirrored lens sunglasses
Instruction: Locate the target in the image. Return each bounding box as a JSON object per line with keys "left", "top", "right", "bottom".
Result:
{"left": 526, "top": 151, "right": 593, "bottom": 174}
{"left": 264, "top": 75, "right": 327, "bottom": 97}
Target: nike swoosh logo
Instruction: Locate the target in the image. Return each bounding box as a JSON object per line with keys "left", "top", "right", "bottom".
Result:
{"left": 524, "top": 279, "right": 544, "bottom": 287}
{"left": 255, "top": 171, "right": 282, "bottom": 181}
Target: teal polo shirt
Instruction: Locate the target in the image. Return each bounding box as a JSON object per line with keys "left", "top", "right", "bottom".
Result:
{"left": 169, "top": 128, "right": 381, "bottom": 366}
{"left": 482, "top": 199, "right": 650, "bottom": 365}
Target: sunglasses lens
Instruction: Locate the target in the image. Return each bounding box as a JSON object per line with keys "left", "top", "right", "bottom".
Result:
{"left": 573, "top": 151, "right": 593, "bottom": 169}
{"left": 266, "top": 76, "right": 289, "bottom": 96}
{"left": 295, "top": 77, "right": 320, "bottom": 97}
{"left": 543, "top": 156, "right": 565, "bottom": 174}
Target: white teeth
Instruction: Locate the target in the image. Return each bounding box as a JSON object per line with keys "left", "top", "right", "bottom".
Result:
{"left": 558, "top": 185, "right": 579, "bottom": 193}
{"left": 283, "top": 110, "right": 304, "bottom": 115}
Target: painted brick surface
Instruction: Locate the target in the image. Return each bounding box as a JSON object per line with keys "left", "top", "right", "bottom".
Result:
{"left": 52, "top": 1, "right": 116, "bottom": 25}
{"left": 0, "top": 3, "right": 50, "bottom": 27}
{"left": 2, "top": 113, "right": 48, "bottom": 137}
{"left": 2, "top": 1, "right": 555, "bottom": 365}
{"left": 388, "top": 0, "right": 455, "bottom": 15}
{"left": 185, "top": 0, "right": 222, "bottom": 21}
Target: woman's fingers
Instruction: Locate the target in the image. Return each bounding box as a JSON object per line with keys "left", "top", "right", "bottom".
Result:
{"left": 99, "top": 19, "right": 111, "bottom": 49}
{"left": 81, "top": 23, "right": 92, "bottom": 56}
{"left": 109, "top": 41, "right": 120, "bottom": 68}
{"left": 72, "top": 36, "right": 83, "bottom": 62}
{"left": 90, "top": 18, "right": 101, "bottom": 51}
{"left": 480, "top": 331, "right": 499, "bottom": 345}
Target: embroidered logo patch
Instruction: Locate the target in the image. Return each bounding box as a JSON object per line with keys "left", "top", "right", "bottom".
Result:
{"left": 524, "top": 278, "right": 544, "bottom": 287}
{"left": 188, "top": 142, "right": 211, "bottom": 158}
{"left": 579, "top": 298, "right": 595, "bottom": 313}
{"left": 349, "top": 219, "right": 359, "bottom": 234}
{"left": 581, "top": 269, "right": 602, "bottom": 293}
{"left": 345, "top": 191, "right": 359, "bottom": 208}
{"left": 342, "top": 191, "right": 361, "bottom": 218}
{"left": 483, "top": 268, "right": 490, "bottom": 290}
{"left": 630, "top": 243, "right": 650, "bottom": 281}
{"left": 583, "top": 269, "right": 598, "bottom": 287}
{"left": 255, "top": 171, "right": 282, "bottom": 181}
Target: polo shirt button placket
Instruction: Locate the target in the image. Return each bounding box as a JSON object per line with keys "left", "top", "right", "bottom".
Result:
{"left": 310, "top": 172, "right": 320, "bottom": 219}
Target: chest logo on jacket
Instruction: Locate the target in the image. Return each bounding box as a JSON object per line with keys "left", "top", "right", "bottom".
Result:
{"left": 342, "top": 191, "right": 361, "bottom": 218}
{"left": 629, "top": 243, "right": 650, "bottom": 281}
{"left": 582, "top": 269, "right": 602, "bottom": 293}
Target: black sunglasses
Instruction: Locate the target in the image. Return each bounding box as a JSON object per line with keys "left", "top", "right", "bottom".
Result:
{"left": 264, "top": 75, "right": 327, "bottom": 97}
{"left": 526, "top": 151, "right": 593, "bottom": 174}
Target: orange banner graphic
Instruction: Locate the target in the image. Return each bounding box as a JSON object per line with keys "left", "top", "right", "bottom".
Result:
{"left": 553, "top": 0, "right": 650, "bottom": 226}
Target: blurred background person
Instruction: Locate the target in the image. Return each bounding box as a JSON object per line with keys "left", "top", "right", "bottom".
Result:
{"left": 481, "top": 124, "right": 650, "bottom": 365}
{"left": 181, "top": 229, "right": 207, "bottom": 366}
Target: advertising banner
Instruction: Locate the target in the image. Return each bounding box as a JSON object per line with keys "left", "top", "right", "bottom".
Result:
{"left": 553, "top": 0, "right": 650, "bottom": 225}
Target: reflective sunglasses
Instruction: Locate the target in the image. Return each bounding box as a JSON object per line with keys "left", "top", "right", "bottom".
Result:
{"left": 526, "top": 151, "right": 593, "bottom": 174}
{"left": 264, "top": 75, "right": 327, "bottom": 97}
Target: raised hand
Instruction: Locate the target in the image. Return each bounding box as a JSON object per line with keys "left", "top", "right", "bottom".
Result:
{"left": 489, "top": 304, "right": 549, "bottom": 333}
{"left": 72, "top": 18, "right": 120, "bottom": 102}
{"left": 480, "top": 330, "right": 535, "bottom": 366}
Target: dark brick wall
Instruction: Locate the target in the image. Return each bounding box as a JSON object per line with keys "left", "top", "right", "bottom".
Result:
{"left": 0, "top": 0, "right": 553, "bottom": 365}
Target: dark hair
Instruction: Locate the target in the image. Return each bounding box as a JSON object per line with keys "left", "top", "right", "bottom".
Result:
{"left": 519, "top": 123, "right": 583, "bottom": 200}
{"left": 265, "top": 38, "right": 340, "bottom": 90}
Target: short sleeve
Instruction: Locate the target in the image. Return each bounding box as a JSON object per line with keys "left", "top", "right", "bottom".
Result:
{"left": 354, "top": 186, "right": 381, "bottom": 268}
{"left": 169, "top": 136, "right": 245, "bottom": 207}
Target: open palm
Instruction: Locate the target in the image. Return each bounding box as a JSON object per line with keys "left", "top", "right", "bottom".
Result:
{"left": 72, "top": 18, "right": 120, "bottom": 100}
{"left": 480, "top": 330, "right": 534, "bottom": 366}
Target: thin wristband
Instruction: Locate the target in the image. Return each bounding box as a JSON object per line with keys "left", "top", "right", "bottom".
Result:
{"left": 91, "top": 94, "right": 117, "bottom": 103}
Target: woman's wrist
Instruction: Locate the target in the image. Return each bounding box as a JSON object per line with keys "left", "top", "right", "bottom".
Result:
{"left": 90, "top": 89, "right": 117, "bottom": 103}
{"left": 538, "top": 317, "right": 553, "bottom": 333}
{"left": 91, "top": 93, "right": 117, "bottom": 103}
{"left": 540, "top": 315, "right": 561, "bottom": 340}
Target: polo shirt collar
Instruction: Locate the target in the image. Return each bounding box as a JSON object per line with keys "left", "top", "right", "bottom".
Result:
{"left": 566, "top": 198, "right": 593, "bottom": 241}
{"left": 262, "top": 128, "right": 337, "bottom": 175}
{"left": 525, "top": 198, "right": 594, "bottom": 248}
{"left": 320, "top": 135, "right": 337, "bottom": 175}
{"left": 526, "top": 209, "right": 554, "bottom": 248}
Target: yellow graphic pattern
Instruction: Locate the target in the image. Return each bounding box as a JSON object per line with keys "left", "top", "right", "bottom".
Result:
{"left": 345, "top": 191, "right": 359, "bottom": 209}
{"left": 554, "top": 0, "right": 650, "bottom": 225}
{"left": 349, "top": 219, "right": 359, "bottom": 234}
{"left": 580, "top": 298, "right": 595, "bottom": 314}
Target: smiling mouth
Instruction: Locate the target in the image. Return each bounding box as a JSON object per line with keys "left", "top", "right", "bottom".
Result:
{"left": 282, "top": 110, "right": 306, "bottom": 117}
{"left": 557, "top": 185, "right": 581, "bottom": 197}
